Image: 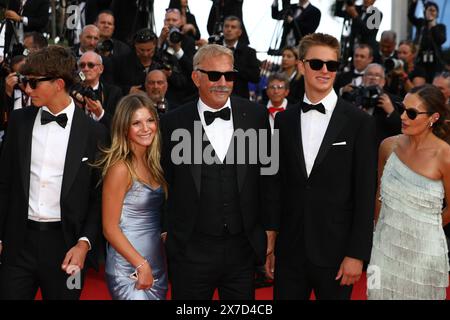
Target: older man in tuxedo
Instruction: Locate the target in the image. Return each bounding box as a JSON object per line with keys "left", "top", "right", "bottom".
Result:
{"left": 160, "top": 44, "right": 276, "bottom": 300}
{"left": 0, "top": 46, "right": 108, "bottom": 300}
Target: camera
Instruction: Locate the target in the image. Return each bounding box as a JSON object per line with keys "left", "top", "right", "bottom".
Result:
{"left": 169, "top": 27, "right": 183, "bottom": 44}
{"left": 153, "top": 49, "right": 176, "bottom": 71}
{"left": 347, "top": 85, "right": 383, "bottom": 110}
{"left": 70, "top": 72, "right": 100, "bottom": 104}
{"left": 208, "top": 32, "right": 224, "bottom": 45}
{"left": 96, "top": 39, "right": 114, "bottom": 55}
{"left": 346, "top": 0, "right": 355, "bottom": 6}
{"left": 384, "top": 58, "right": 404, "bottom": 73}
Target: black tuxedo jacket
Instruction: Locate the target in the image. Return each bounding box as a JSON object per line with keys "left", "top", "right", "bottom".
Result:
{"left": 272, "top": 2, "right": 321, "bottom": 48}
{"left": 272, "top": 98, "right": 377, "bottom": 268}
{"left": 160, "top": 97, "right": 275, "bottom": 264}
{"left": 0, "top": 106, "right": 108, "bottom": 268}
{"left": 232, "top": 41, "right": 260, "bottom": 99}
{"left": 97, "top": 81, "right": 123, "bottom": 130}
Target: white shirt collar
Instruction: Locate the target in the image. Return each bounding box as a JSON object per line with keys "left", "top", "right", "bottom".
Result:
{"left": 267, "top": 98, "right": 288, "bottom": 109}
{"left": 198, "top": 97, "right": 231, "bottom": 114}
{"left": 303, "top": 89, "right": 338, "bottom": 114}
{"left": 223, "top": 40, "right": 238, "bottom": 49}
{"left": 40, "top": 98, "right": 76, "bottom": 127}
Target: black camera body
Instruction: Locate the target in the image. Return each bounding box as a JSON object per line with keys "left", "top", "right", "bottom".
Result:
{"left": 384, "top": 58, "right": 405, "bottom": 73}
{"left": 153, "top": 49, "right": 175, "bottom": 71}
{"left": 97, "top": 39, "right": 114, "bottom": 55}
{"left": 70, "top": 82, "right": 100, "bottom": 104}
{"left": 169, "top": 27, "right": 183, "bottom": 44}
{"left": 208, "top": 32, "right": 224, "bottom": 45}
{"left": 347, "top": 85, "right": 383, "bottom": 110}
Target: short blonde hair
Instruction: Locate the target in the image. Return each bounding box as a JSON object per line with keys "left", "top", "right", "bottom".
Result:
{"left": 193, "top": 44, "right": 234, "bottom": 69}
{"left": 298, "top": 33, "right": 340, "bottom": 61}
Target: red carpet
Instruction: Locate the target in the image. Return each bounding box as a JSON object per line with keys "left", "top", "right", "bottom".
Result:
{"left": 35, "top": 267, "right": 450, "bottom": 300}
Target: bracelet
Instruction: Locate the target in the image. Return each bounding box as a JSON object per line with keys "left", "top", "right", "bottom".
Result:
{"left": 135, "top": 259, "right": 148, "bottom": 272}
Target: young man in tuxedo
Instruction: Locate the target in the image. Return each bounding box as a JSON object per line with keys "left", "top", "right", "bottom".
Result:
{"left": 160, "top": 44, "right": 276, "bottom": 300}
{"left": 266, "top": 33, "right": 377, "bottom": 300}
{"left": 0, "top": 46, "right": 108, "bottom": 300}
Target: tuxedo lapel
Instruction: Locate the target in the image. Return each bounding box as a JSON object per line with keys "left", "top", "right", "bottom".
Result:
{"left": 61, "top": 107, "right": 88, "bottom": 200}
{"left": 186, "top": 102, "right": 202, "bottom": 196}
{"left": 231, "top": 99, "right": 248, "bottom": 193}
{"left": 310, "top": 100, "right": 349, "bottom": 175}
{"left": 18, "top": 108, "right": 39, "bottom": 198}
{"left": 294, "top": 107, "right": 308, "bottom": 179}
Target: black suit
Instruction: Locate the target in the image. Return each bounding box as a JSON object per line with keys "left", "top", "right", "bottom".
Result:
{"left": 0, "top": 106, "right": 108, "bottom": 299}
{"left": 3, "top": 0, "right": 50, "bottom": 56}
{"left": 231, "top": 41, "right": 260, "bottom": 99}
{"left": 160, "top": 97, "right": 274, "bottom": 299}
{"left": 93, "top": 82, "right": 123, "bottom": 131}
{"left": 271, "top": 2, "right": 321, "bottom": 49}
{"left": 272, "top": 98, "right": 377, "bottom": 300}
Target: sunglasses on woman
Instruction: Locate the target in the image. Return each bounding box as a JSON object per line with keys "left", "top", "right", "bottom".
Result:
{"left": 403, "top": 107, "right": 433, "bottom": 120}
{"left": 21, "top": 76, "right": 56, "bottom": 89}
{"left": 302, "top": 59, "right": 340, "bottom": 72}
{"left": 197, "top": 69, "right": 238, "bottom": 82}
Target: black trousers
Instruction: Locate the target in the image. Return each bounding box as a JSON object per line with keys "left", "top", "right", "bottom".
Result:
{"left": 274, "top": 257, "right": 353, "bottom": 300}
{"left": 0, "top": 223, "right": 85, "bottom": 300}
{"left": 169, "top": 232, "right": 256, "bottom": 300}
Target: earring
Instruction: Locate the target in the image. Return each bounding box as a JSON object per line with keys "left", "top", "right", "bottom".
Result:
{"left": 429, "top": 122, "right": 434, "bottom": 128}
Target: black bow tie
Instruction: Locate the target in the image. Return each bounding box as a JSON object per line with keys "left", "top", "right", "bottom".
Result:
{"left": 352, "top": 72, "right": 364, "bottom": 78}
{"left": 301, "top": 101, "right": 326, "bottom": 114}
{"left": 40, "top": 110, "right": 68, "bottom": 128}
{"left": 204, "top": 107, "right": 231, "bottom": 126}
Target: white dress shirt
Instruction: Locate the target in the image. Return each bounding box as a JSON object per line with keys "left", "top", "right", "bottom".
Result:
{"left": 267, "top": 98, "right": 288, "bottom": 134}
{"left": 301, "top": 90, "right": 338, "bottom": 177}
{"left": 197, "top": 98, "right": 234, "bottom": 163}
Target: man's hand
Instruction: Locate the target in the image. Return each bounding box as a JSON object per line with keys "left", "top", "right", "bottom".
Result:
{"left": 61, "top": 240, "right": 89, "bottom": 274}
{"left": 264, "top": 231, "right": 277, "bottom": 279}
{"left": 335, "top": 256, "right": 363, "bottom": 286}
{"left": 346, "top": 5, "right": 359, "bottom": 18}
{"left": 129, "top": 85, "right": 144, "bottom": 94}
{"left": 5, "top": 72, "right": 19, "bottom": 97}
{"left": 342, "top": 84, "right": 355, "bottom": 94}
{"left": 377, "top": 93, "right": 395, "bottom": 115}
{"left": 0, "top": 242, "right": 3, "bottom": 256}
{"left": 5, "top": 10, "right": 21, "bottom": 22}
{"left": 159, "top": 25, "right": 170, "bottom": 47}
{"left": 85, "top": 97, "right": 104, "bottom": 118}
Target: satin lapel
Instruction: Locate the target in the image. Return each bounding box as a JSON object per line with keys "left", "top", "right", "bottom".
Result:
{"left": 310, "top": 101, "right": 348, "bottom": 175}
{"left": 19, "top": 108, "right": 39, "bottom": 198}
{"left": 231, "top": 99, "right": 248, "bottom": 193}
{"left": 187, "top": 102, "right": 202, "bottom": 196}
{"left": 294, "top": 107, "right": 308, "bottom": 179}
{"left": 61, "top": 107, "right": 88, "bottom": 200}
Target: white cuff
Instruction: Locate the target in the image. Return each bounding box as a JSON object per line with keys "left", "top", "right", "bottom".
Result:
{"left": 22, "top": 16, "right": 29, "bottom": 26}
{"left": 92, "top": 109, "right": 105, "bottom": 121}
{"left": 78, "top": 237, "right": 92, "bottom": 251}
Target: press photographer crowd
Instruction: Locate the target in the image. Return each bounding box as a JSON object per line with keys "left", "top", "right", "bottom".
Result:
{"left": 1, "top": 0, "right": 450, "bottom": 301}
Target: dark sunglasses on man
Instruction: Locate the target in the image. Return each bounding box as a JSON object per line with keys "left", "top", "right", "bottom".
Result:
{"left": 302, "top": 59, "right": 340, "bottom": 72}
{"left": 78, "top": 62, "right": 100, "bottom": 69}
{"left": 20, "top": 76, "right": 56, "bottom": 89}
{"left": 196, "top": 69, "right": 238, "bottom": 82}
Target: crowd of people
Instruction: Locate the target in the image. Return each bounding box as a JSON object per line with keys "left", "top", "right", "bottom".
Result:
{"left": 0, "top": 0, "right": 450, "bottom": 301}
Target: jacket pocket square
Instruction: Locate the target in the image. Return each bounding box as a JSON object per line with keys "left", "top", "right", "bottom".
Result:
{"left": 332, "top": 141, "right": 346, "bottom": 146}
{"left": 82, "top": 157, "right": 89, "bottom": 162}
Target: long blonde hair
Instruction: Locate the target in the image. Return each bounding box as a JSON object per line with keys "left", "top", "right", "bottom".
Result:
{"left": 97, "top": 93, "right": 167, "bottom": 196}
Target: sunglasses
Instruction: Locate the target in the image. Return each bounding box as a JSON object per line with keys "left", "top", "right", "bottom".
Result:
{"left": 267, "top": 84, "right": 286, "bottom": 90}
{"left": 403, "top": 107, "right": 433, "bottom": 120}
{"left": 22, "top": 76, "right": 56, "bottom": 89}
{"left": 78, "top": 62, "right": 100, "bottom": 69}
{"left": 303, "top": 59, "right": 340, "bottom": 72}
{"left": 197, "top": 69, "right": 238, "bottom": 82}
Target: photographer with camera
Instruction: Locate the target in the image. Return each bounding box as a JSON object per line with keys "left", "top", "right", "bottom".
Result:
{"left": 221, "top": 15, "right": 259, "bottom": 99}
{"left": 71, "top": 25, "right": 101, "bottom": 59}
{"left": 144, "top": 69, "right": 174, "bottom": 115}
{"left": 2, "top": 0, "right": 49, "bottom": 57}
{"left": 373, "top": 30, "right": 397, "bottom": 65}
{"left": 408, "top": 0, "right": 446, "bottom": 83}
{"left": 345, "top": 63, "right": 403, "bottom": 146}
{"left": 72, "top": 51, "right": 122, "bottom": 131}
{"left": 335, "top": 0, "right": 382, "bottom": 60}
{"left": 271, "top": 0, "right": 321, "bottom": 48}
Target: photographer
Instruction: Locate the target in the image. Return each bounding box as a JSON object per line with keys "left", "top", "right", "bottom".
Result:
{"left": 345, "top": 63, "right": 402, "bottom": 146}
{"left": 222, "top": 15, "right": 260, "bottom": 99}
{"left": 73, "top": 51, "right": 122, "bottom": 131}
{"left": 408, "top": 0, "right": 446, "bottom": 82}
{"left": 2, "top": 0, "right": 49, "bottom": 56}
{"left": 335, "top": 0, "right": 382, "bottom": 58}
{"left": 271, "top": 0, "right": 321, "bottom": 48}
{"left": 23, "top": 31, "right": 48, "bottom": 55}
{"left": 158, "top": 8, "right": 197, "bottom": 105}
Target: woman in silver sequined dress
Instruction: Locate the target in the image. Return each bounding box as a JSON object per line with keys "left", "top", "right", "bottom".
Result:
{"left": 368, "top": 84, "right": 450, "bottom": 300}
{"left": 99, "top": 93, "right": 168, "bottom": 300}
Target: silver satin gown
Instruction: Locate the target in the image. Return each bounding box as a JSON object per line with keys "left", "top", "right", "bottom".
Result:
{"left": 105, "top": 180, "right": 168, "bottom": 300}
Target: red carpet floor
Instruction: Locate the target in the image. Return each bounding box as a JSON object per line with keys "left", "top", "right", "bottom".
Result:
{"left": 35, "top": 267, "right": 450, "bottom": 300}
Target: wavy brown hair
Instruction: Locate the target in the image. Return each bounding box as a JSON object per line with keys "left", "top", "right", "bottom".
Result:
{"left": 96, "top": 93, "right": 167, "bottom": 196}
